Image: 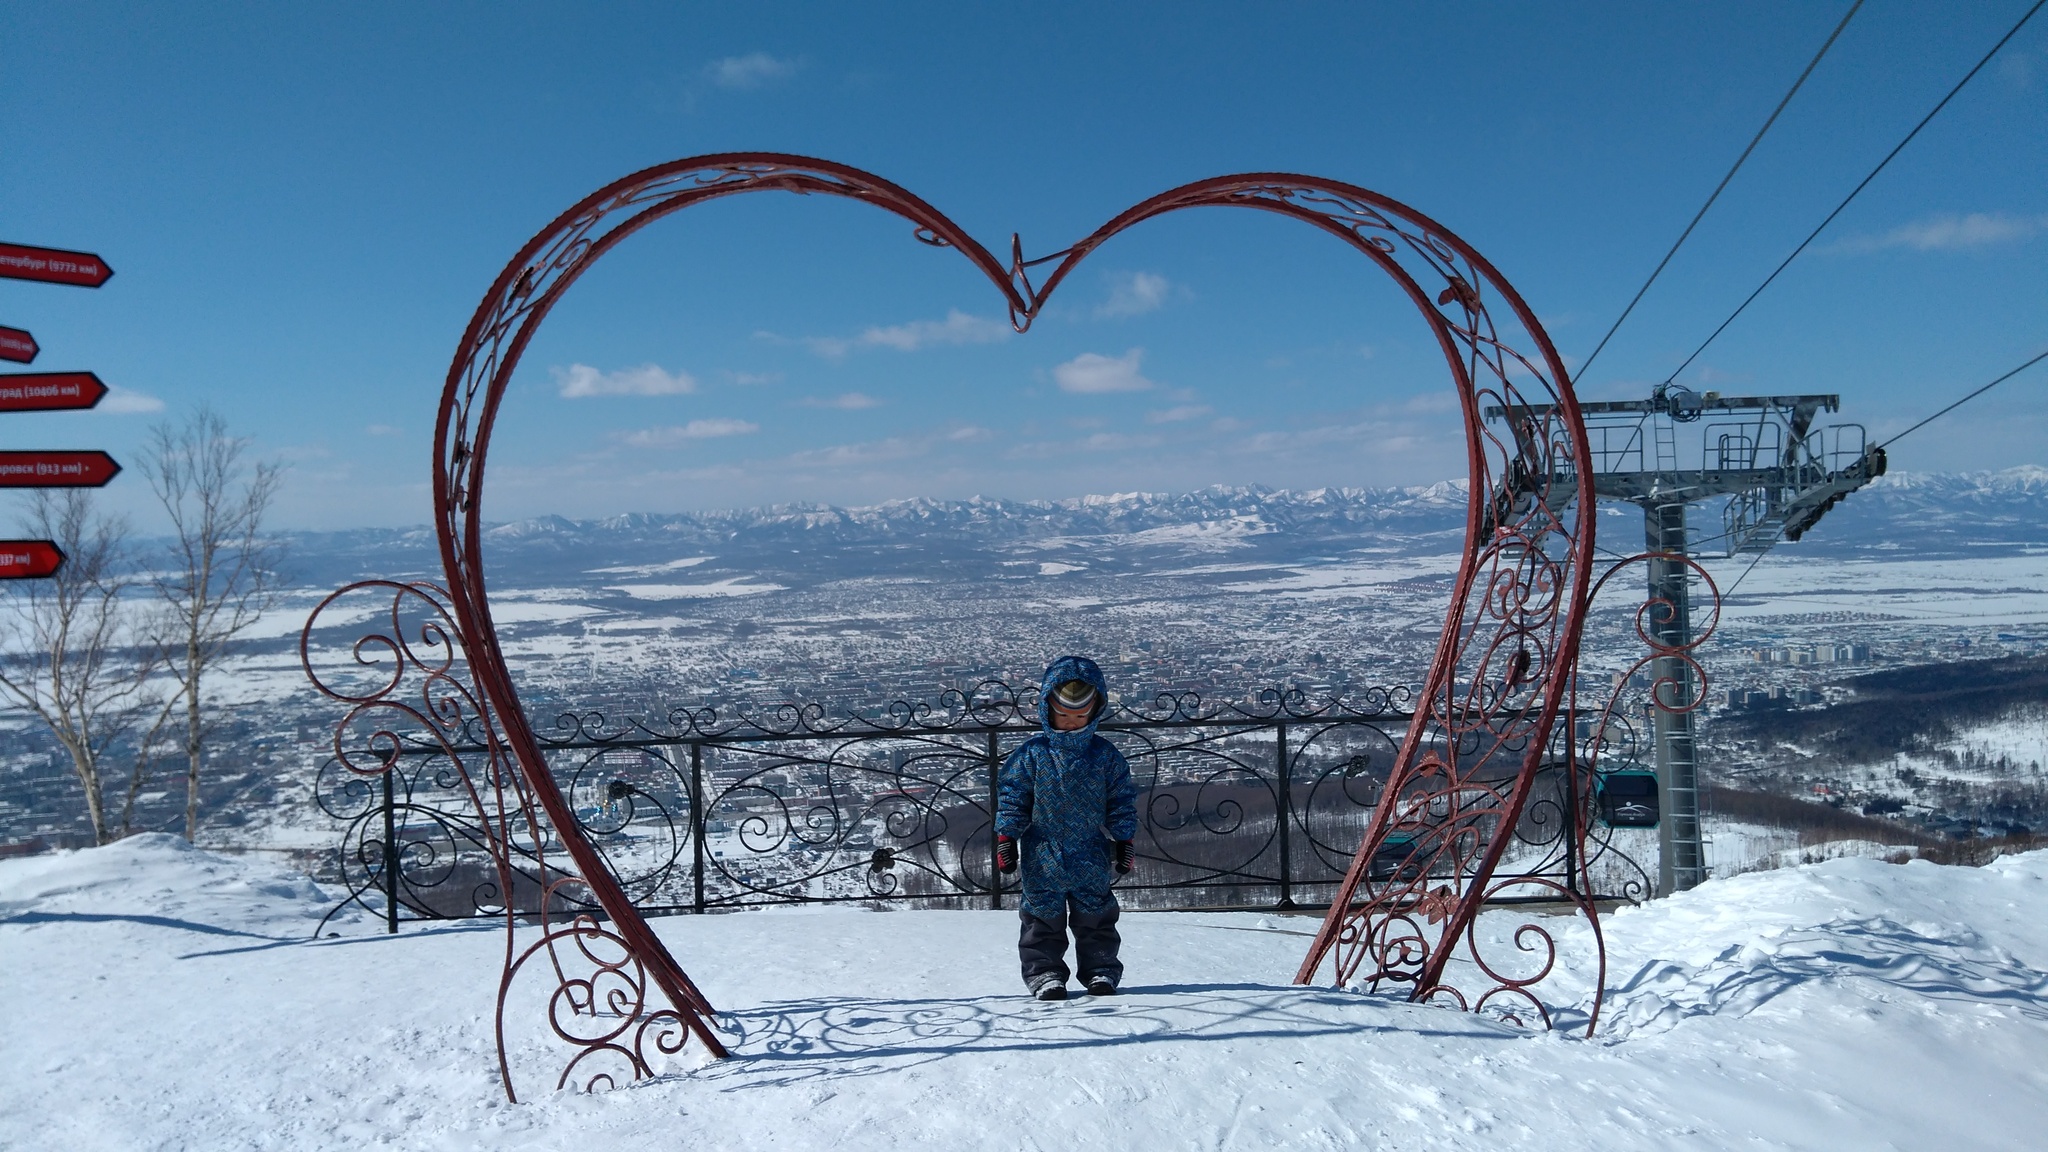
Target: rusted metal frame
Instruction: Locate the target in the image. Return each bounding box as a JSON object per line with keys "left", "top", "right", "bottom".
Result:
{"left": 301, "top": 582, "right": 523, "bottom": 918}
{"left": 1402, "top": 296, "right": 1597, "bottom": 1019}
{"left": 296, "top": 579, "right": 539, "bottom": 1089}
{"left": 964, "top": 170, "right": 1596, "bottom": 1016}
{"left": 1274, "top": 225, "right": 1499, "bottom": 991}
{"left": 1033, "top": 187, "right": 1519, "bottom": 1001}
{"left": 1197, "top": 192, "right": 1595, "bottom": 1016}
{"left": 436, "top": 158, "right": 1030, "bottom": 1088}
{"left": 421, "top": 156, "right": 1599, "bottom": 1088}
{"left": 318, "top": 706, "right": 1636, "bottom": 921}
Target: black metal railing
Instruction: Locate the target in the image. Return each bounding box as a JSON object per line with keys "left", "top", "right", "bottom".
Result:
{"left": 313, "top": 681, "right": 1647, "bottom": 929}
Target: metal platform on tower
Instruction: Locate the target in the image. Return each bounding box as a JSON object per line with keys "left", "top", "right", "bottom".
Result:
{"left": 1486, "top": 384, "right": 1887, "bottom": 896}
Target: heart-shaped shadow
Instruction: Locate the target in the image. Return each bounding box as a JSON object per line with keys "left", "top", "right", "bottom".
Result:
{"left": 420, "top": 154, "right": 1596, "bottom": 1098}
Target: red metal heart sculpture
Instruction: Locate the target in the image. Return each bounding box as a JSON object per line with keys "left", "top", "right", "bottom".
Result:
{"left": 337, "top": 154, "right": 1601, "bottom": 1098}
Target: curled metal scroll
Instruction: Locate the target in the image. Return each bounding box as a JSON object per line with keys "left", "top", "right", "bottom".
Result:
{"left": 311, "top": 679, "right": 1563, "bottom": 918}
{"left": 356, "top": 153, "right": 1602, "bottom": 1094}
{"left": 1565, "top": 551, "right": 1725, "bottom": 908}
{"left": 300, "top": 581, "right": 723, "bottom": 1101}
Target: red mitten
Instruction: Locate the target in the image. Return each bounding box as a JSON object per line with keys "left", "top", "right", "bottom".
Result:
{"left": 996, "top": 834, "right": 1018, "bottom": 874}
{"left": 1114, "top": 839, "right": 1135, "bottom": 875}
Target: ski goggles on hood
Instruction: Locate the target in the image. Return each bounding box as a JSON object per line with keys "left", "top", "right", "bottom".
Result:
{"left": 1049, "top": 679, "right": 1099, "bottom": 715}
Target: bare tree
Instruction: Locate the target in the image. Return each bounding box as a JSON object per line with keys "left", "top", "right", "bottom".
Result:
{"left": 118, "top": 701, "right": 179, "bottom": 839}
{"left": 141, "top": 406, "right": 285, "bottom": 842}
{"left": 0, "top": 491, "right": 160, "bottom": 845}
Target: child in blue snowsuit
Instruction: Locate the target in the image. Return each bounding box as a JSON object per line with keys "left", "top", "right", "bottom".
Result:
{"left": 995, "top": 655, "right": 1139, "bottom": 999}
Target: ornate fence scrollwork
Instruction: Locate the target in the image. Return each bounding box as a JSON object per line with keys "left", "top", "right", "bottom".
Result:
{"left": 310, "top": 670, "right": 1662, "bottom": 919}
{"left": 318, "top": 678, "right": 1624, "bottom": 915}
{"left": 300, "top": 581, "right": 724, "bottom": 1101}
{"left": 301, "top": 153, "right": 1613, "bottom": 1096}
{"left": 1567, "top": 551, "right": 1724, "bottom": 904}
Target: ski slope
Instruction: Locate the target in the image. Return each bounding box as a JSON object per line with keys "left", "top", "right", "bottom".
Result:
{"left": 3, "top": 836, "right": 2047, "bottom": 1150}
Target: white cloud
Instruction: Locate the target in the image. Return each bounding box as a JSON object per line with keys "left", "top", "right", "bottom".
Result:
{"left": 704, "top": 52, "right": 799, "bottom": 90}
{"left": 365, "top": 424, "right": 401, "bottom": 437}
{"left": 852, "top": 309, "right": 1012, "bottom": 353}
{"left": 787, "top": 436, "right": 925, "bottom": 467}
{"left": 1096, "top": 271, "right": 1172, "bottom": 318}
{"left": 101, "top": 386, "right": 165, "bottom": 414}
{"left": 1828, "top": 212, "right": 2048, "bottom": 255}
{"left": 801, "top": 392, "right": 881, "bottom": 410}
{"left": 1082, "top": 432, "right": 1156, "bottom": 451}
{"left": 1006, "top": 430, "right": 1163, "bottom": 460}
{"left": 554, "top": 363, "right": 698, "bottom": 398}
{"left": 731, "top": 371, "right": 782, "bottom": 387}
{"left": 622, "top": 418, "right": 759, "bottom": 447}
{"left": 1147, "top": 404, "right": 1211, "bottom": 424}
{"left": 1054, "top": 348, "right": 1155, "bottom": 394}
{"left": 783, "top": 425, "right": 991, "bottom": 468}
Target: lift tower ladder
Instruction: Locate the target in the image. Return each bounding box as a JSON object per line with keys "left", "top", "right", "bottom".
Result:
{"left": 1486, "top": 385, "right": 1886, "bottom": 896}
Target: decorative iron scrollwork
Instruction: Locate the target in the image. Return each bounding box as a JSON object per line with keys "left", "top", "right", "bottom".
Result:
{"left": 301, "top": 580, "right": 725, "bottom": 1101}
{"left": 313, "top": 154, "right": 1618, "bottom": 1097}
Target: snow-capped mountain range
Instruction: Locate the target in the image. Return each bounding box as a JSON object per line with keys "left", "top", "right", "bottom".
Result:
{"left": 281, "top": 468, "right": 2044, "bottom": 589}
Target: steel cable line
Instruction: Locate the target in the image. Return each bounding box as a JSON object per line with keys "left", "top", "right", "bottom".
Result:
{"left": 1721, "top": 348, "right": 2048, "bottom": 599}
{"left": 1878, "top": 348, "right": 2048, "bottom": 450}
{"left": 1721, "top": 543, "right": 1776, "bottom": 601}
{"left": 1574, "top": 0, "right": 1865, "bottom": 385}
{"left": 1661, "top": 0, "right": 2048, "bottom": 387}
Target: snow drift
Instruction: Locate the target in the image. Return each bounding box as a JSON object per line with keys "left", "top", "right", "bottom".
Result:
{"left": 4, "top": 834, "right": 2047, "bottom": 1150}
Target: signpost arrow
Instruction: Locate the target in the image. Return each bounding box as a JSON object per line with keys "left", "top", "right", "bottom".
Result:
{"left": 0, "top": 540, "right": 65, "bottom": 579}
{"left": 0, "top": 451, "right": 121, "bottom": 488}
{"left": 0, "top": 372, "right": 107, "bottom": 412}
{"left": 0, "top": 243, "right": 114, "bottom": 288}
{"left": 0, "top": 326, "right": 36, "bottom": 364}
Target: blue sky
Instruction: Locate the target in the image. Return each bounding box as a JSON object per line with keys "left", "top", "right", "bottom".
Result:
{"left": 3, "top": 2, "right": 2044, "bottom": 529}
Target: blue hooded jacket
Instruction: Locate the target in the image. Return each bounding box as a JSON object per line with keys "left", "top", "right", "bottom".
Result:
{"left": 996, "top": 655, "right": 1139, "bottom": 919}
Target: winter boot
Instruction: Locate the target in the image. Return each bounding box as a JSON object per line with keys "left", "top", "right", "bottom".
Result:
{"left": 1084, "top": 974, "right": 1117, "bottom": 996}
{"left": 1029, "top": 974, "right": 1067, "bottom": 1001}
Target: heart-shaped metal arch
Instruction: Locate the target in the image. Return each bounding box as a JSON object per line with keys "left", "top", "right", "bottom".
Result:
{"left": 432, "top": 154, "right": 1599, "bottom": 1094}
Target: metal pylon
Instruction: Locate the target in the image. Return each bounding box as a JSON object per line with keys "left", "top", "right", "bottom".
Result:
{"left": 1484, "top": 387, "right": 1885, "bottom": 897}
{"left": 1647, "top": 502, "right": 1704, "bottom": 895}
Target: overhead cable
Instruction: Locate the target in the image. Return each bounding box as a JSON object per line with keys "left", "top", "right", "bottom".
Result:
{"left": 1724, "top": 345, "right": 2048, "bottom": 598}
{"left": 1574, "top": 0, "right": 1865, "bottom": 385}
{"left": 1878, "top": 348, "right": 2048, "bottom": 449}
{"left": 1721, "top": 543, "right": 1775, "bottom": 601}
{"left": 1660, "top": 0, "right": 2048, "bottom": 387}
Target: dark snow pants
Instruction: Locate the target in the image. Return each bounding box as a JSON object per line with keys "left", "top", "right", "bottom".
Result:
{"left": 1018, "top": 893, "right": 1122, "bottom": 988}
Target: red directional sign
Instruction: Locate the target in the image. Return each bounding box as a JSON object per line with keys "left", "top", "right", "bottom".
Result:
{"left": 0, "top": 243, "right": 114, "bottom": 288}
{"left": 0, "top": 326, "right": 36, "bottom": 364}
{"left": 0, "top": 540, "right": 65, "bottom": 579}
{"left": 0, "top": 451, "right": 121, "bottom": 488}
{"left": 0, "top": 373, "right": 106, "bottom": 412}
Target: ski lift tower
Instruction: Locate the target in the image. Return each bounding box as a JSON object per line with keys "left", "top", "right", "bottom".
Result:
{"left": 1487, "top": 384, "right": 1887, "bottom": 896}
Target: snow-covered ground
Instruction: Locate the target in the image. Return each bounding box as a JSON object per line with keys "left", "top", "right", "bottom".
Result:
{"left": 1699, "top": 550, "right": 2048, "bottom": 629}
{"left": 6, "top": 837, "right": 2048, "bottom": 1150}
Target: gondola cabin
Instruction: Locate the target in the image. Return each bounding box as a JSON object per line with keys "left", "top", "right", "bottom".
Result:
{"left": 1597, "top": 771, "right": 1660, "bottom": 827}
{"left": 1367, "top": 831, "right": 1426, "bottom": 882}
